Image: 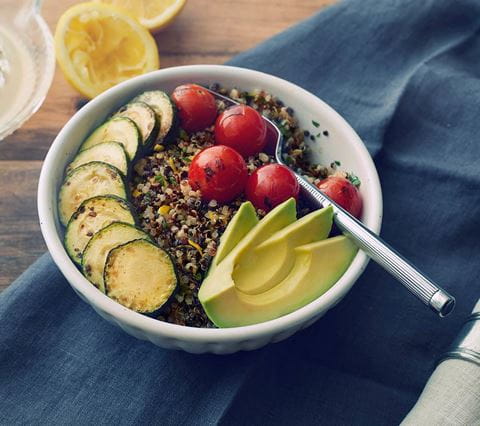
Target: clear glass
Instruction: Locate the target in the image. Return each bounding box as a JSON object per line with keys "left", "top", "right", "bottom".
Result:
{"left": 0, "top": 0, "right": 55, "bottom": 141}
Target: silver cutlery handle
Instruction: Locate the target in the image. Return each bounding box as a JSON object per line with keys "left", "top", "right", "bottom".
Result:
{"left": 297, "top": 175, "right": 455, "bottom": 317}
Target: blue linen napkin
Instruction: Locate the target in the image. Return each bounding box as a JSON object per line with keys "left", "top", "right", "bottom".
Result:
{"left": 2, "top": 0, "right": 480, "bottom": 424}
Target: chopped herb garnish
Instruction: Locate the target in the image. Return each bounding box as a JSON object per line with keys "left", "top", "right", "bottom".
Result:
{"left": 194, "top": 272, "right": 203, "bottom": 281}
{"left": 179, "top": 129, "right": 188, "bottom": 140}
{"left": 335, "top": 160, "right": 341, "bottom": 166}
{"left": 168, "top": 176, "right": 177, "bottom": 185}
{"left": 330, "top": 160, "right": 341, "bottom": 169}
{"left": 347, "top": 173, "right": 361, "bottom": 187}
{"left": 312, "top": 120, "right": 320, "bottom": 127}
{"left": 277, "top": 122, "right": 292, "bottom": 139}
{"left": 316, "top": 133, "right": 321, "bottom": 137}
{"left": 154, "top": 175, "right": 166, "bottom": 186}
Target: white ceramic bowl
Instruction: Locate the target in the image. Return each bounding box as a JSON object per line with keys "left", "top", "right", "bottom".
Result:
{"left": 38, "top": 65, "right": 382, "bottom": 354}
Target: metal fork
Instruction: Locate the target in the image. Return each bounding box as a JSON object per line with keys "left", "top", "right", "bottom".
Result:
{"left": 207, "top": 87, "right": 455, "bottom": 317}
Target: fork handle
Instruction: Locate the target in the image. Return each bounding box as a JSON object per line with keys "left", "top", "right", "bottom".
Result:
{"left": 297, "top": 175, "right": 455, "bottom": 317}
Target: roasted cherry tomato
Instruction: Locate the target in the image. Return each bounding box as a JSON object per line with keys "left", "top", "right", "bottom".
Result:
{"left": 316, "top": 176, "right": 362, "bottom": 218}
{"left": 214, "top": 104, "right": 267, "bottom": 158}
{"left": 171, "top": 84, "right": 217, "bottom": 133}
{"left": 245, "top": 164, "right": 299, "bottom": 211}
{"left": 188, "top": 145, "right": 248, "bottom": 203}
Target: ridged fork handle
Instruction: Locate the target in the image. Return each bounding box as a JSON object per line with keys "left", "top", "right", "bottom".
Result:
{"left": 297, "top": 174, "right": 455, "bottom": 317}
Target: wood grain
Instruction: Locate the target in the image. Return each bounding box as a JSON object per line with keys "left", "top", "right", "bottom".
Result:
{"left": 0, "top": 162, "right": 44, "bottom": 289}
{"left": 0, "top": 0, "right": 335, "bottom": 290}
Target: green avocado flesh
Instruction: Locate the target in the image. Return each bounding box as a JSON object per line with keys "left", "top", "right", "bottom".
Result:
{"left": 225, "top": 197, "right": 297, "bottom": 258}
{"left": 209, "top": 201, "right": 259, "bottom": 273}
{"left": 233, "top": 205, "right": 333, "bottom": 295}
{"left": 199, "top": 198, "right": 297, "bottom": 302}
{"left": 200, "top": 236, "right": 357, "bottom": 327}
{"left": 199, "top": 199, "right": 357, "bottom": 328}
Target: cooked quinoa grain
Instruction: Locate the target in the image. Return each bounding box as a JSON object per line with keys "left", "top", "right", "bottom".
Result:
{"left": 131, "top": 86, "right": 341, "bottom": 327}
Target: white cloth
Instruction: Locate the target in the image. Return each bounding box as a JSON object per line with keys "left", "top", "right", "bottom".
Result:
{"left": 402, "top": 359, "right": 480, "bottom": 426}
{"left": 403, "top": 301, "right": 480, "bottom": 426}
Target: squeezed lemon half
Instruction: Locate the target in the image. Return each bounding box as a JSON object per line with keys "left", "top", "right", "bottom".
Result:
{"left": 97, "top": 0, "right": 187, "bottom": 32}
{"left": 55, "top": 2, "right": 160, "bottom": 99}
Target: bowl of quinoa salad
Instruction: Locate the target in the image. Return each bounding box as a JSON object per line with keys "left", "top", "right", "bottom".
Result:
{"left": 39, "top": 65, "right": 382, "bottom": 353}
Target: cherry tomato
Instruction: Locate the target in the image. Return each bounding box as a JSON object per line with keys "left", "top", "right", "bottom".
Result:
{"left": 171, "top": 84, "right": 217, "bottom": 133}
{"left": 245, "top": 164, "right": 299, "bottom": 211}
{"left": 316, "top": 176, "right": 362, "bottom": 218}
{"left": 188, "top": 146, "right": 248, "bottom": 203}
{"left": 214, "top": 104, "right": 267, "bottom": 158}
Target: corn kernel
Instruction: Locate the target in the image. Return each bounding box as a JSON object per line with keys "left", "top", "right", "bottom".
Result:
{"left": 157, "top": 205, "right": 171, "bottom": 216}
{"left": 188, "top": 239, "right": 203, "bottom": 255}
{"left": 168, "top": 157, "right": 178, "bottom": 173}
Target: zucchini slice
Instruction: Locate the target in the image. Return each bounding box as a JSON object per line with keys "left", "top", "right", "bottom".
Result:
{"left": 82, "top": 222, "right": 152, "bottom": 293}
{"left": 113, "top": 102, "right": 159, "bottom": 147}
{"left": 58, "top": 161, "right": 127, "bottom": 226}
{"left": 65, "top": 196, "right": 136, "bottom": 265}
{"left": 81, "top": 117, "right": 140, "bottom": 160}
{"left": 66, "top": 142, "right": 129, "bottom": 175}
{"left": 104, "top": 239, "right": 177, "bottom": 315}
{"left": 132, "top": 91, "right": 177, "bottom": 142}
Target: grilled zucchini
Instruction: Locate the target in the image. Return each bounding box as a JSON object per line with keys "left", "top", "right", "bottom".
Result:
{"left": 104, "top": 239, "right": 177, "bottom": 315}
{"left": 132, "top": 90, "right": 177, "bottom": 142}
{"left": 82, "top": 222, "right": 151, "bottom": 292}
{"left": 64, "top": 196, "right": 136, "bottom": 265}
{"left": 113, "top": 101, "right": 158, "bottom": 147}
{"left": 81, "top": 117, "right": 140, "bottom": 160}
{"left": 66, "top": 142, "right": 129, "bottom": 175}
{"left": 58, "top": 161, "right": 127, "bottom": 226}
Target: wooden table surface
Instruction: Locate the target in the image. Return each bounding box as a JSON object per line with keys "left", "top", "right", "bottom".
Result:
{"left": 0, "top": 0, "right": 334, "bottom": 291}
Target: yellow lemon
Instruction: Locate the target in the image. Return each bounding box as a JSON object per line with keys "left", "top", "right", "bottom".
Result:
{"left": 55, "top": 2, "right": 160, "bottom": 99}
{"left": 97, "top": 0, "right": 187, "bottom": 32}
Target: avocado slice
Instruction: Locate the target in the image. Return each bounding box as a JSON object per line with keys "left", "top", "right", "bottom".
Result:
{"left": 201, "top": 198, "right": 296, "bottom": 296}
{"left": 200, "top": 235, "right": 357, "bottom": 328}
{"left": 210, "top": 201, "right": 259, "bottom": 274}
{"left": 234, "top": 197, "right": 297, "bottom": 251}
{"left": 233, "top": 206, "right": 334, "bottom": 295}
{"left": 208, "top": 197, "right": 296, "bottom": 275}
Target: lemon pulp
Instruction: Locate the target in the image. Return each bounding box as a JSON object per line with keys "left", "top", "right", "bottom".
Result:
{"left": 55, "top": 2, "right": 159, "bottom": 98}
